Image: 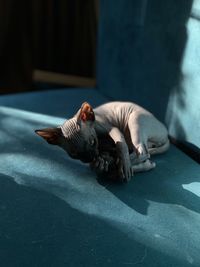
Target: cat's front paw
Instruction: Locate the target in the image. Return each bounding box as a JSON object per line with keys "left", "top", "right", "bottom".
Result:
{"left": 117, "top": 154, "right": 134, "bottom": 182}
{"left": 136, "top": 143, "right": 150, "bottom": 161}
{"left": 90, "top": 156, "right": 109, "bottom": 173}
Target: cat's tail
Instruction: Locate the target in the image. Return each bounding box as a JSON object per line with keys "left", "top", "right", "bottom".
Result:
{"left": 148, "top": 138, "right": 170, "bottom": 155}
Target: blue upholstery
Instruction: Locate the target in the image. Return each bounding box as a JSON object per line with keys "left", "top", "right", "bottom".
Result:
{"left": 97, "top": 0, "right": 200, "bottom": 149}
{"left": 97, "top": 0, "right": 191, "bottom": 119}
{"left": 0, "top": 89, "right": 200, "bottom": 266}
{"left": 0, "top": 88, "right": 107, "bottom": 117}
{"left": 166, "top": 0, "right": 200, "bottom": 148}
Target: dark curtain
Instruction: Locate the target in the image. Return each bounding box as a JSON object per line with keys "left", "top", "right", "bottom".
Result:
{"left": 0, "top": 0, "right": 97, "bottom": 92}
{"left": 0, "top": 0, "right": 32, "bottom": 91}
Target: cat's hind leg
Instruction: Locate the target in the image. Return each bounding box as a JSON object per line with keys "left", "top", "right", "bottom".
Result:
{"left": 148, "top": 139, "right": 170, "bottom": 155}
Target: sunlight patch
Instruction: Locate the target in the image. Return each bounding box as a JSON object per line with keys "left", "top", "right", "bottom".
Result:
{"left": 182, "top": 182, "right": 200, "bottom": 197}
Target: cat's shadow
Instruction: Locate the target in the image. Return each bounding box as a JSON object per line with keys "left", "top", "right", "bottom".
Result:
{"left": 97, "top": 150, "right": 200, "bottom": 216}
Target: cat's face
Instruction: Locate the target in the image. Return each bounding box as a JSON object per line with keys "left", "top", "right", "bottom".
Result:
{"left": 60, "top": 115, "right": 99, "bottom": 163}
{"left": 35, "top": 102, "right": 99, "bottom": 163}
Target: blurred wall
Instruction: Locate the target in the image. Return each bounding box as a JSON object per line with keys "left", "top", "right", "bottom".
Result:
{"left": 0, "top": 0, "right": 32, "bottom": 92}
{"left": 32, "top": 0, "right": 97, "bottom": 77}
{"left": 0, "top": 0, "right": 97, "bottom": 93}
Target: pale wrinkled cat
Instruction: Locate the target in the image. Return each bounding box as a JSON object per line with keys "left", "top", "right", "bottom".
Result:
{"left": 35, "top": 102, "right": 169, "bottom": 182}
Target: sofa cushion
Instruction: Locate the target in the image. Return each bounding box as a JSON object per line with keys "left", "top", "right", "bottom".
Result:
{"left": 0, "top": 88, "right": 108, "bottom": 117}
{"left": 97, "top": 0, "right": 200, "bottom": 151}
{"left": 0, "top": 89, "right": 200, "bottom": 266}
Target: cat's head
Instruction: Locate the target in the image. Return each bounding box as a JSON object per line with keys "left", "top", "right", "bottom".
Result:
{"left": 35, "top": 102, "right": 99, "bottom": 163}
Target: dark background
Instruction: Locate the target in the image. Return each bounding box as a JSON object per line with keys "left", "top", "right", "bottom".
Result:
{"left": 0, "top": 0, "right": 98, "bottom": 93}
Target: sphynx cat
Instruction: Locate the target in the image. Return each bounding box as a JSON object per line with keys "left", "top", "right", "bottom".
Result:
{"left": 36, "top": 102, "right": 169, "bottom": 182}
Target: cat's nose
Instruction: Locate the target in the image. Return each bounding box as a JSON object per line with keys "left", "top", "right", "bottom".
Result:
{"left": 80, "top": 153, "right": 94, "bottom": 163}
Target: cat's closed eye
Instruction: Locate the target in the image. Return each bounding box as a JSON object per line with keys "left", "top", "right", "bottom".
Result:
{"left": 69, "top": 151, "right": 78, "bottom": 159}
{"left": 89, "top": 138, "right": 96, "bottom": 147}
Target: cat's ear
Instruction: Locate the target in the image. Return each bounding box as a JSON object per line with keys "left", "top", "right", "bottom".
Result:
{"left": 77, "top": 102, "right": 95, "bottom": 123}
{"left": 35, "top": 127, "right": 63, "bottom": 145}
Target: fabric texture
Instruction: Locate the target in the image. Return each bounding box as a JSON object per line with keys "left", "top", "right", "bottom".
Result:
{"left": 0, "top": 89, "right": 200, "bottom": 266}
{"left": 97, "top": 0, "right": 200, "bottom": 151}
{"left": 166, "top": 0, "right": 200, "bottom": 148}
{"left": 0, "top": 88, "right": 108, "bottom": 117}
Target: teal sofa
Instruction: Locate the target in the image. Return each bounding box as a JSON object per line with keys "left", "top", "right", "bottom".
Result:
{"left": 0, "top": 1, "right": 199, "bottom": 266}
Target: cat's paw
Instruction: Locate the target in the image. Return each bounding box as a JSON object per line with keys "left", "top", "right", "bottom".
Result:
{"left": 117, "top": 153, "right": 134, "bottom": 182}
{"left": 90, "top": 156, "right": 109, "bottom": 172}
{"left": 136, "top": 143, "right": 150, "bottom": 161}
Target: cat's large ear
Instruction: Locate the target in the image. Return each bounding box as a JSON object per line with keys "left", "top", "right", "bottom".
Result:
{"left": 35, "top": 127, "right": 63, "bottom": 145}
{"left": 77, "top": 102, "right": 95, "bottom": 123}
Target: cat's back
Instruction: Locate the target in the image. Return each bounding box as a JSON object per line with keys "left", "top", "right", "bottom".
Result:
{"left": 94, "top": 101, "right": 148, "bottom": 117}
{"left": 94, "top": 101, "right": 151, "bottom": 132}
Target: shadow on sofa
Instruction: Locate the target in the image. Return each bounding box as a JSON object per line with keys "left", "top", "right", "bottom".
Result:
{"left": 98, "top": 149, "right": 200, "bottom": 216}
{"left": 0, "top": 173, "right": 196, "bottom": 267}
